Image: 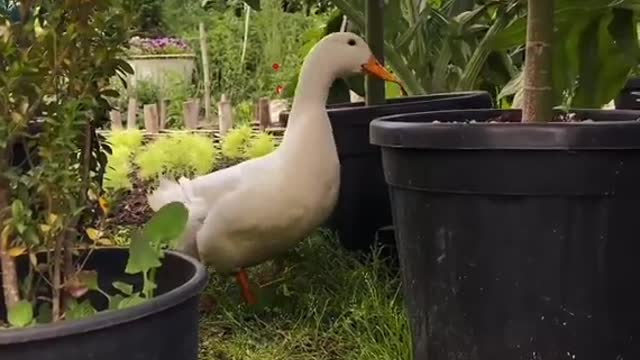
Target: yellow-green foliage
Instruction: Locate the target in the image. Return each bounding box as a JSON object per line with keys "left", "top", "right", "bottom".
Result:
{"left": 244, "top": 132, "right": 277, "bottom": 159}
{"left": 104, "top": 130, "right": 144, "bottom": 191}
{"left": 221, "top": 125, "right": 253, "bottom": 159}
{"left": 107, "top": 129, "right": 144, "bottom": 153}
{"left": 135, "top": 133, "right": 217, "bottom": 181}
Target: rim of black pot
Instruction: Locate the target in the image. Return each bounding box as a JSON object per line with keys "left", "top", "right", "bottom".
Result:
{"left": 278, "top": 91, "right": 491, "bottom": 123}
{"left": 0, "top": 249, "right": 207, "bottom": 345}
{"left": 326, "top": 91, "right": 489, "bottom": 110}
{"left": 369, "top": 108, "right": 640, "bottom": 150}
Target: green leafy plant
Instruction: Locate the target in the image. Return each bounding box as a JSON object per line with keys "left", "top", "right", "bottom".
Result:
{"left": 233, "top": 100, "right": 255, "bottom": 125}
{"left": 133, "top": 79, "right": 162, "bottom": 106}
{"left": 220, "top": 125, "right": 253, "bottom": 159}
{"left": 160, "top": 72, "right": 200, "bottom": 128}
{"left": 0, "top": 0, "right": 146, "bottom": 326}
{"left": 104, "top": 130, "right": 144, "bottom": 192}
{"left": 244, "top": 132, "right": 277, "bottom": 159}
{"left": 305, "top": 0, "right": 522, "bottom": 99}
{"left": 165, "top": 0, "right": 315, "bottom": 103}
{"left": 135, "top": 132, "right": 217, "bottom": 181}
{"left": 494, "top": 0, "right": 640, "bottom": 110}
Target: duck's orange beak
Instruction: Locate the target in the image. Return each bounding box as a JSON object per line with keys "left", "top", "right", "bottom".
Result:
{"left": 361, "top": 55, "right": 408, "bottom": 96}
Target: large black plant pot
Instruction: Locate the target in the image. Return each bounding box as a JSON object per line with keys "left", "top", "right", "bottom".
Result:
{"left": 282, "top": 92, "right": 494, "bottom": 258}
{"left": 614, "top": 77, "right": 640, "bottom": 110}
{"left": 370, "top": 108, "right": 640, "bottom": 360}
{"left": 0, "top": 248, "right": 208, "bottom": 360}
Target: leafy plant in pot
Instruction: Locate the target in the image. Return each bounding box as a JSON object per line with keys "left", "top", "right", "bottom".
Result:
{"left": 370, "top": 0, "right": 640, "bottom": 359}
{"left": 0, "top": 2, "right": 206, "bottom": 359}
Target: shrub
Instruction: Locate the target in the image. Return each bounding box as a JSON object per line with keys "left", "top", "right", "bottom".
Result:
{"left": 244, "top": 132, "right": 277, "bottom": 159}
{"left": 103, "top": 130, "right": 144, "bottom": 191}
{"left": 135, "top": 132, "right": 217, "bottom": 181}
{"left": 220, "top": 125, "right": 253, "bottom": 159}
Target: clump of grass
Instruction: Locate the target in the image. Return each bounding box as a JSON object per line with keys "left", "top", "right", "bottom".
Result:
{"left": 104, "top": 129, "right": 144, "bottom": 191}
{"left": 135, "top": 132, "right": 217, "bottom": 181}
{"left": 244, "top": 132, "right": 277, "bottom": 159}
{"left": 199, "top": 231, "right": 411, "bottom": 360}
{"left": 220, "top": 125, "right": 253, "bottom": 159}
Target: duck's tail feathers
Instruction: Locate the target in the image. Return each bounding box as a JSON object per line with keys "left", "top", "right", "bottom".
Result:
{"left": 147, "top": 177, "right": 192, "bottom": 211}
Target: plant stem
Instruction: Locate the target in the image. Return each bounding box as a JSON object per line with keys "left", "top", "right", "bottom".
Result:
{"left": 365, "top": 0, "right": 385, "bottom": 105}
{"left": 522, "top": 0, "right": 555, "bottom": 122}
{"left": 52, "top": 234, "right": 63, "bottom": 321}
{"left": 0, "top": 153, "right": 20, "bottom": 310}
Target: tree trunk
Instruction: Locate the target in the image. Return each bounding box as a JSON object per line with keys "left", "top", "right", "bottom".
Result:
{"left": 0, "top": 153, "right": 19, "bottom": 310}
{"left": 522, "top": 0, "right": 555, "bottom": 123}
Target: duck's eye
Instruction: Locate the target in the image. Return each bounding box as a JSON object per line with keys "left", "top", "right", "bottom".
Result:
{"left": 347, "top": 39, "right": 356, "bottom": 46}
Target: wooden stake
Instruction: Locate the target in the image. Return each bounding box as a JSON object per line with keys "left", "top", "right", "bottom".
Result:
{"left": 159, "top": 99, "right": 169, "bottom": 130}
{"left": 144, "top": 104, "right": 159, "bottom": 133}
{"left": 109, "top": 110, "right": 123, "bottom": 130}
{"left": 127, "top": 98, "right": 137, "bottom": 129}
{"left": 183, "top": 99, "right": 200, "bottom": 129}
{"left": 218, "top": 94, "right": 233, "bottom": 136}
{"left": 257, "top": 97, "right": 271, "bottom": 131}
{"left": 200, "top": 22, "right": 212, "bottom": 123}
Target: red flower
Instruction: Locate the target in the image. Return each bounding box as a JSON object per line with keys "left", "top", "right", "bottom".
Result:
{"left": 272, "top": 63, "right": 280, "bottom": 71}
{"left": 275, "top": 85, "right": 283, "bottom": 95}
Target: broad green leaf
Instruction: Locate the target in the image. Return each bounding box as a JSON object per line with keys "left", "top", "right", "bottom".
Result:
{"left": 66, "top": 299, "right": 97, "bottom": 321}
{"left": 125, "top": 231, "right": 162, "bottom": 275}
{"left": 11, "top": 200, "right": 24, "bottom": 218}
{"left": 142, "top": 202, "right": 188, "bottom": 248}
{"left": 573, "top": 17, "right": 601, "bottom": 106}
{"left": 497, "top": 70, "right": 523, "bottom": 101}
{"left": 8, "top": 300, "right": 33, "bottom": 328}
{"left": 112, "top": 281, "right": 133, "bottom": 296}
{"left": 608, "top": 8, "right": 640, "bottom": 63}
{"left": 109, "top": 294, "right": 125, "bottom": 310}
{"left": 118, "top": 294, "right": 147, "bottom": 310}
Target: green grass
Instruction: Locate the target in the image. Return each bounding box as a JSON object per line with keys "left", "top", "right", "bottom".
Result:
{"left": 198, "top": 230, "right": 411, "bottom": 360}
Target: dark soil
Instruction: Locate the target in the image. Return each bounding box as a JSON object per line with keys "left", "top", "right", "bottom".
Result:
{"left": 108, "top": 176, "right": 154, "bottom": 228}
{"left": 486, "top": 111, "right": 593, "bottom": 123}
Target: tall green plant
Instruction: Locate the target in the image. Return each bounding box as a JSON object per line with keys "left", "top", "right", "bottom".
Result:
{"left": 494, "top": 0, "right": 640, "bottom": 109}
{"left": 327, "top": 0, "right": 521, "bottom": 98}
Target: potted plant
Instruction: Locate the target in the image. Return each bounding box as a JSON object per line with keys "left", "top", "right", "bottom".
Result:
{"left": 126, "top": 36, "right": 197, "bottom": 88}
{"left": 0, "top": 2, "right": 207, "bottom": 359}
{"left": 371, "top": 0, "right": 640, "bottom": 359}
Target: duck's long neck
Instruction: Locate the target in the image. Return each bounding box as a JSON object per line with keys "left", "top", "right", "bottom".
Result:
{"left": 279, "top": 51, "right": 338, "bottom": 153}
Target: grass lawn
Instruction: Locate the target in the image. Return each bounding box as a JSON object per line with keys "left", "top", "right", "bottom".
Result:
{"left": 197, "top": 230, "right": 411, "bottom": 360}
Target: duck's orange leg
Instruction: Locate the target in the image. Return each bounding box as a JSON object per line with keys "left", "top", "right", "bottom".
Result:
{"left": 235, "top": 269, "right": 257, "bottom": 305}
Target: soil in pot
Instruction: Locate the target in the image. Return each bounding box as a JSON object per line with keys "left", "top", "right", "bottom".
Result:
{"left": 281, "top": 92, "right": 494, "bottom": 260}
{"left": 0, "top": 248, "right": 207, "bottom": 360}
{"left": 370, "top": 108, "right": 640, "bottom": 360}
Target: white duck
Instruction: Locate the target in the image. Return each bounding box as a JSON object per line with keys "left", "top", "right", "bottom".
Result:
{"left": 147, "top": 32, "right": 402, "bottom": 305}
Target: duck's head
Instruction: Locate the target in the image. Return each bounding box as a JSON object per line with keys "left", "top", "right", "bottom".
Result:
{"left": 311, "top": 32, "right": 406, "bottom": 91}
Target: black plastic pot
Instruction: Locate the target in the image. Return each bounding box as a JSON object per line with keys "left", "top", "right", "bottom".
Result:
{"left": 370, "top": 108, "right": 640, "bottom": 360}
{"left": 614, "top": 77, "right": 640, "bottom": 109}
{"left": 282, "top": 92, "right": 494, "bottom": 257}
{"left": 0, "top": 248, "right": 208, "bottom": 360}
